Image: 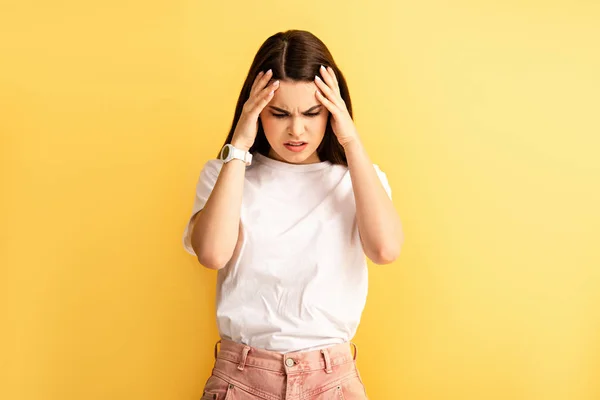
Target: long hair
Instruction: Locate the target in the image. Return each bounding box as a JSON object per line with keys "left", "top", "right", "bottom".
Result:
{"left": 217, "top": 30, "right": 352, "bottom": 166}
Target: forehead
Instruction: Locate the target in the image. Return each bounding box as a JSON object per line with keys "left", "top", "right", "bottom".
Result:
{"left": 269, "top": 80, "right": 319, "bottom": 110}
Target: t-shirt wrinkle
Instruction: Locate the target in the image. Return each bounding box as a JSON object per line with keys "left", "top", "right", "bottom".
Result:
{"left": 183, "top": 151, "right": 392, "bottom": 353}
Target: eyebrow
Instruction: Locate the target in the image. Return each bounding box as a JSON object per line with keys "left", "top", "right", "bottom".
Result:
{"left": 268, "top": 105, "right": 323, "bottom": 114}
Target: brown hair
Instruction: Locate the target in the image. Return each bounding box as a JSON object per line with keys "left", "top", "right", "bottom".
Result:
{"left": 217, "top": 30, "right": 352, "bottom": 166}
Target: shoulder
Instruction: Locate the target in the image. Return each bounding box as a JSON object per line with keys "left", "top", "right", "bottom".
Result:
{"left": 201, "top": 159, "right": 224, "bottom": 176}
{"left": 372, "top": 163, "right": 387, "bottom": 173}
{"left": 372, "top": 163, "right": 392, "bottom": 198}
{"left": 371, "top": 163, "right": 390, "bottom": 181}
{"left": 204, "top": 158, "right": 223, "bottom": 170}
{"left": 194, "top": 159, "right": 224, "bottom": 187}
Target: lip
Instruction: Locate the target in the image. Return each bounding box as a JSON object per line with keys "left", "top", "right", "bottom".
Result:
{"left": 284, "top": 142, "right": 308, "bottom": 152}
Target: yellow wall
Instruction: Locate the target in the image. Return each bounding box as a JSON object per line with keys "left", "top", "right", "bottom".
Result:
{"left": 2, "top": 1, "right": 599, "bottom": 399}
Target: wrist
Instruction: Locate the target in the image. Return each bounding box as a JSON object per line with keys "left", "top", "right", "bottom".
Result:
{"left": 230, "top": 139, "right": 251, "bottom": 152}
{"left": 341, "top": 137, "right": 362, "bottom": 152}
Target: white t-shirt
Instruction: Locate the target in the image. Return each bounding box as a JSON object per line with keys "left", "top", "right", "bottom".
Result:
{"left": 182, "top": 152, "right": 392, "bottom": 353}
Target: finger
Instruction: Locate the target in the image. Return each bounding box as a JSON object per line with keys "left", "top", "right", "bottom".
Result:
{"left": 254, "top": 80, "right": 279, "bottom": 113}
{"left": 250, "top": 69, "right": 273, "bottom": 96}
{"left": 320, "top": 65, "right": 340, "bottom": 96}
{"left": 315, "top": 75, "right": 344, "bottom": 110}
{"left": 249, "top": 79, "right": 279, "bottom": 114}
{"left": 326, "top": 66, "right": 340, "bottom": 92}
{"left": 315, "top": 89, "right": 339, "bottom": 117}
{"left": 249, "top": 71, "right": 264, "bottom": 95}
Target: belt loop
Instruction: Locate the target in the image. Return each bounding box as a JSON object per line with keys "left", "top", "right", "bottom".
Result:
{"left": 320, "top": 348, "right": 333, "bottom": 373}
{"left": 350, "top": 342, "right": 358, "bottom": 360}
{"left": 214, "top": 340, "right": 222, "bottom": 360}
{"left": 237, "top": 346, "right": 251, "bottom": 371}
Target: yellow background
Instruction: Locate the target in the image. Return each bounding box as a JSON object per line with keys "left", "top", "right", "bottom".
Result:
{"left": 1, "top": 0, "right": 599, "bottom": 399}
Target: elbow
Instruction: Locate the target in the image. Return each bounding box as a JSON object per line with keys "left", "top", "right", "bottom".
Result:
{"left": 196, "top": 254, "right": 229, "bottom": 270}
{"left": 371, "top": 216, "right": 404, "bottom": 265}
{"left": 190, "top": 229, "right": 232, "bottom": 270}
{"left": 371, "top": 249, "right": 398, "bottom": 265}
{"left": 195, "top": 248, "right": 232, "bottom": 270}
{"left": 372, "top": 236, "right": 404, "bottom": 265}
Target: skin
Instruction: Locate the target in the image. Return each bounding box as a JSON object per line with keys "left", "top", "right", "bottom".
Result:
{"left": 258, "top": 65, "right": 404, "bottom": 264}
{"left": 197, "top": 66, "right": 404, "bottom": 267}
{"left": 313, "top": 65, "right": 404, "bottom": 264}
{"left": 259, "top": 80, "right": 330, "bottom": 164}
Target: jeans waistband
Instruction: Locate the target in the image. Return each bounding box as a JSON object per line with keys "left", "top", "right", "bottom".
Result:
{"left": 214, "top": 339, "right": 358, "bottom": 374}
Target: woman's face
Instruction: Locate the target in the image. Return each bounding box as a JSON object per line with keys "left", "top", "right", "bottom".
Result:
{"left": 259, "top": 79, "right": 330, "bottom": 164}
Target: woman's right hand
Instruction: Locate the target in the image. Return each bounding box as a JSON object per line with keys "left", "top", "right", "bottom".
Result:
{"left": 230, "top": 69, "right": 280, "bottom": 151}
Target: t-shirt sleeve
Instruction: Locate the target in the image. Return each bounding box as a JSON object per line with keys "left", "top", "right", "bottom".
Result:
{"left": 182, "top": 159, "right": 223, "bottom": 256}
{"left": 373, "top": 164, "right": 392, "bottom": 200}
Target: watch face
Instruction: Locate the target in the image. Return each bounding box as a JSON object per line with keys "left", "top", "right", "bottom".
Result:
{"left": 222, "top": 146, "right": 230, "bottom": 159}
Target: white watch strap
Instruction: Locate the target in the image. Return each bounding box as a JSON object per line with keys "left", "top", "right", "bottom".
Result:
{"left": 223, "top": 144, "right": 252, "bottom": 165}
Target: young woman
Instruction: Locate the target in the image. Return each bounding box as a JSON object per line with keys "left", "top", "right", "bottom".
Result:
{"left": 183, "top": 29, "right": 403, "bottom": 400}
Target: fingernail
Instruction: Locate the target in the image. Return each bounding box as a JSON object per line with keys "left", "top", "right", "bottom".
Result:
{"left": 315, "top": 75, "right": 321, "bottom": 81}
{"left": 267, "top": 69, "right": 272, "bottom": 74}
{"left": 320, "top": 65, "right": 326, "bottom": 70}
{"left": 274, "top": 80, "right": 280, "bottom": 86}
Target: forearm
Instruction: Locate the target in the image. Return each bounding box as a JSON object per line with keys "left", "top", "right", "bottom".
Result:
{"left": 191, "top": 157, "right": 246, "bottom": 269}
{"left": 345, "top": 138, "right": 404, "bottom": 264}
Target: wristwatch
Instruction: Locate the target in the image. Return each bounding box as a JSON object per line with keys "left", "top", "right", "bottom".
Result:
{"left": 219, "top": 143, "right": 253, "bottom": 166}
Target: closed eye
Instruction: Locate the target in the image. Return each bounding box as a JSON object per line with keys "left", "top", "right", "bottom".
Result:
{"left": 272, "top": 112, "right": 321, "bottom": 118}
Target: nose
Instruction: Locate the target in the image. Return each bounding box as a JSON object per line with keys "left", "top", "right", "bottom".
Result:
{"left": 289, "top": 116, "right": 305, "bottom": 136}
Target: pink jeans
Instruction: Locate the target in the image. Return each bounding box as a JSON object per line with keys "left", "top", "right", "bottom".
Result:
{"left": 200, "top": 339, "right": 369, "bottom": 399}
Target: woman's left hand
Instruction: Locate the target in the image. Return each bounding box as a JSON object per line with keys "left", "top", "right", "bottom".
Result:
{"left": 314, "top": 65, "right": 360, "bottom": 148}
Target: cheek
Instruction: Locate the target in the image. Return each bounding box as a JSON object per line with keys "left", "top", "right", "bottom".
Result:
{"left": 312, "top": 115, "right": 329, "bottom": 133}
{"left": 259, "top": 115, "right": 280, "bottom": 135}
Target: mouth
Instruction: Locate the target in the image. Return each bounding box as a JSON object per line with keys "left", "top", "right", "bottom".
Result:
{"left": 284, "top": 141, "right": 308, "bottom": 152}
{"left": 285, "top": 141, "right": 307, "bottom": 146}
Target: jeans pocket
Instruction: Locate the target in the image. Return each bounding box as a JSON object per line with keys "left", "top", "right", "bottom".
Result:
{"left": 201, "top": 392, "right": 219, "bottom": 400}
{"left": 339, "top": 374, "right": 368, "bottom": 400}
{"left": 201, "top": 374, "right": 232, "bottom": 400}
{"left": 354, "top": 364, "right": 369, "bottom": 398}
{"left": 312, "top": 383, "right": 345, "bottom": 400}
